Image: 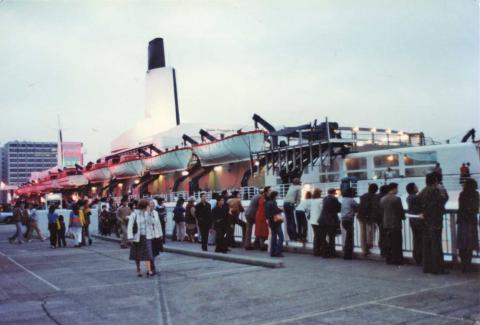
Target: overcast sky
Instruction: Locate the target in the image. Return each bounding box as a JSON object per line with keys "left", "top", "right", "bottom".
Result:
{"left": 0, "top": 0, "right": 478, "bottom": 162}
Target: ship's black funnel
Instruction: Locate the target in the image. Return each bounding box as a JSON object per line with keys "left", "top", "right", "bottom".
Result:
{"left": 148, "top": 38, "right": 166, "bottom": 70}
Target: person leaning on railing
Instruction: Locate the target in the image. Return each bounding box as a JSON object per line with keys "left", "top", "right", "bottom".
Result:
{"left": 457, "top": 178, "right": 479, "bottom": 273}
{"left": 295, "top": 191, "right": 312, "bottom": 244}
{"left": 283, "top": 179, "right": 302, "bottom": 242}
{"left": 417, "top": 173, "right": 449, "bottom": 275}
{"left": 317, "top": 188, "right": 340, "bottom": 258}
{"left": 341, "top": 188, "right": 359, "bottom": 260}
{"left": 265, "top": 191, "right": 284, "bottom": 258}
{"left": 380, "top": 183, "right": 405, "bottom": 265}
{"left": 254, "top": 187, "right": 271, "bottom": 251}
{"left": 357, "top": 184, "right": 378, "bottom": 257}
{"left": 244, "top": 189, "right": 263, "bottom": 250}
{"left": 406, "top": 182, "right": 423, "bottom": 265}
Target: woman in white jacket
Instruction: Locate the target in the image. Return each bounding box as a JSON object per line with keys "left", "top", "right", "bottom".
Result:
{"left": 308, "top": 188, "right": 323, "bottom": 256}
{"left": 128, "top": 199, "right": 156, "bottom": 277}
{"left": 295, "top": 191, "right": 312, "bottom": 243}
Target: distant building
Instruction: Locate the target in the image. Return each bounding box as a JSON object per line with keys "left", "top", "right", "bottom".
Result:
{"left": 1, "top": 141, "right": 58, "bottom": 186}
{"left": 61, "top": 142, "right": 83, "bottom": 167}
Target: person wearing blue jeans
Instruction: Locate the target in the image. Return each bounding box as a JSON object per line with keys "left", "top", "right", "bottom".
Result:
{"left": 283, "top": 202, "right": 297, "bottom": 241}
{"left": 283, "top": 179, "right": 302, "bottom": 241}
{"left": 266, "top": 191, "right": 284, "bottom": 257}
{"left": 270, "top": 224, "right": 284, "bottom": 257}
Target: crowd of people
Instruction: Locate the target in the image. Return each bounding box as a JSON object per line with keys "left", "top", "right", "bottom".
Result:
{"left": 280, "top": 174, "right": 479, "bottom": 274}
{"left": 6, "top": 170, "right": 479, "bottom": 277}
{"left": 8, "top": 202, "right": 47, "bottom": 244}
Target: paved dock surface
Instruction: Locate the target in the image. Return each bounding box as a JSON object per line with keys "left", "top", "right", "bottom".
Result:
{"left": 0, "top": 225, "right": 479, "bottom": 325}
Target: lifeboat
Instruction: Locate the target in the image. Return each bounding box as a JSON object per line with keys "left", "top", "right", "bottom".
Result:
{"left": 56, "top": 168, "right": 88, "bottom": 189}
{"left": 192, "top": 130, "right": 266, "bottom": 166}
{"left": 84, "top": 162, "right": 112, "bottom": 183}
{"left": 109, "top": 155, "right": 145, "bottom": 179}
{"left": 16, "top": 184, "right": 35, "bottom": 196}
{"left": 143, "top": 147, "right": 193, "bottom": 174}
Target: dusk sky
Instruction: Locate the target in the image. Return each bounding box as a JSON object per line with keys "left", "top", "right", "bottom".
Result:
{"left": 0, "top": 0, "right": 478, "bottom": 162}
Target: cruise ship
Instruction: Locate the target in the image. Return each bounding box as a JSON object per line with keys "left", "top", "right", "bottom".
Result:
{"left": 14, "top": 39, "right": 479, "bottom": 208}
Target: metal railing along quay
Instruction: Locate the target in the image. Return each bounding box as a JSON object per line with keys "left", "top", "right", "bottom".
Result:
{"left": 155, "top": 205, "right": 478, "bottom": 263}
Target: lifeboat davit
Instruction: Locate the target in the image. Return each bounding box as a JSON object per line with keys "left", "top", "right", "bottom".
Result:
{"left": 36, "top": 173, "right": 59, "bottom": 193}
{"left": 109, "top": 155, "right": 145, "bottom": 179}
{"left": 84, "top": 162, "right": 112, "bottom": 183}
{"left": 56, "top": 168, "right": 88, "bottom": 189}
{"left": 143, "top": 147, "right": 192, "bottom": 174}
{"left": 192, "top": 130, "right": 266, "bottom": 166}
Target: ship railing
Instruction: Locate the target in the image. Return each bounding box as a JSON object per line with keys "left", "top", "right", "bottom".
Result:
{"left": 230, "top": 208, "right": 476, "bottom": 263}
{"left": 155, "top": 173, "right": 479, "bottom": 204}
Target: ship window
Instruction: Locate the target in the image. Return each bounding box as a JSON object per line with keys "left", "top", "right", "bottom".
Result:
{"left": 373, "top": 169, "right": 400, "bottom": 179}
{"left": 404, "top": 151, "right": 437, "bottom": 166}
{"left": 345, "top": 157, "right": 367, "bottom": 170}
{"left": 405, "top": 166, "right": 433, "bottom": 177}
{"left": 320, "top": 159, "right": 340, "bottom": 173}
{"left": 374, "top": 154, "right": 399, "bottom": 168}
{"left": 347, "top": 171, "right": 368, "bottom": 180}
{"left": 320, "top": 174, "right": 341, "bottom": 182}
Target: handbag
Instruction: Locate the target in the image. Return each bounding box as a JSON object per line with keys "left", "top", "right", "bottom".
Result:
{"left": 65, "top": 228, "right": 75, "bottom": 239}
{"left": 132, "top": 214, "right": 138, "bottom": 235}
{"left": 273, "top": 213, "right": 284, "bottom": 224}
{"left": 152, "top": 237, "right": 164, "bottom": 255}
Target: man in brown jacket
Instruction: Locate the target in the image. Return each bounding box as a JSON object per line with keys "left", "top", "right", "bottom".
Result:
{"left": 380, "top": 183, "right": 405, "bottom": 265}
{"left": 116, "top": 198, "right": 131, "bottom": 248}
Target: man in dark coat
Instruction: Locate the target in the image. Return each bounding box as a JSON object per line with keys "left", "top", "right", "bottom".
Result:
{"left": 417, "top": 173, "right": 449, "bottom": 274}
{"left": 375, "top": 185, "right": 389, "bottom": 257}
{"left": 380, "top": 183, "right": 405, "bottom": 265}
{"left": 318, "top": 188, "right": 341, "bottom": 258}
{"left": 357, "top": 183, "right": 378, "bottom": 256}
{"left": 195, "top": 192, "right": 212, "bottom": 251}
{"left": 212, "top": 197, "right": 229, "bottom": 253}
{"left": 406, "top": 182, "right": 423, "bottom": 265}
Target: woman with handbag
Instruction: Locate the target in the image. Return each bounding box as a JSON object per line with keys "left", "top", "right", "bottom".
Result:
{"left": 265, "top": 191, "right": 284, "bottom": 257}
{"left": 128, "top": 199, "right": 155, "bottom": 277}
{"left": 148, "top": 199, "right": 164, "bottom": 276}
{"left": 255, "top": 187, "right": 271, "bottom": 251}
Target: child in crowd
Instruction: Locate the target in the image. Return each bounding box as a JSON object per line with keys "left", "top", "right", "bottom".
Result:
{"left": 56, "top": 215, "right": 67, "bottom": 247}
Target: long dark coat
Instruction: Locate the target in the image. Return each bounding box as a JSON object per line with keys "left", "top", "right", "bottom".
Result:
{"left": 457, "top": 190, "right": 479, "bottom": 251}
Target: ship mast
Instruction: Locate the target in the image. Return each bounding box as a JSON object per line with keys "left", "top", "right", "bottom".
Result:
{"left": 57, "top": 115, "right": 64, "bottom": 168}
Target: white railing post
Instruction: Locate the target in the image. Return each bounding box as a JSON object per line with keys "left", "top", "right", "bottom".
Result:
{"left": 449, "top": 211, "right": 458, "bottom": 263}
